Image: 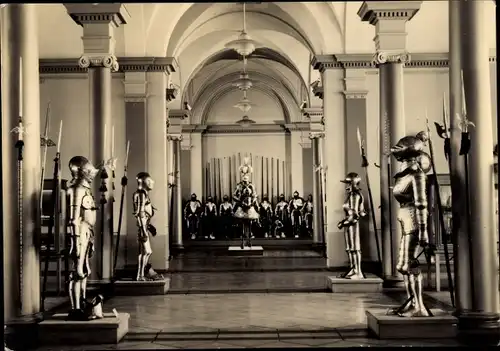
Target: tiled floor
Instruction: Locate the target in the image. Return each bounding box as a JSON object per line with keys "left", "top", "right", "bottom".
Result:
{"left": 33, "top": 292, "right": 462, "bottom": 350}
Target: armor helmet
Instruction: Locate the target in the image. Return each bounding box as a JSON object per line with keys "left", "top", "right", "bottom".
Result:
{"left": 390, "top": 134, "right": 426, "bottom": 160}
{"left": 293, "top": 191, "right": 299, "bottom": 198}
{"left": 191, "top": 193, "right": 197, "bottom": 201}
{"left": 69, "top": 156, "right": 99, "bottom": 182}
{"left": 136, "top": 172, "right": 154, "bottom": 190}
{"left": 308, "top": 194, "right": 313, "bottom": 201}
{"left": 340, "top": 172, "right": 361, "bottom": 186}
{"left": 207, "top": 196, "right": 213, "bottom": 202}
{"left": 263, "top": 194, "right": 269, "bottom": 201}
{"left": 223, "top": 195, "right": 229, "bottom": 202}
{"left": 279, "top": 194, "right": 285, "bottom": 201}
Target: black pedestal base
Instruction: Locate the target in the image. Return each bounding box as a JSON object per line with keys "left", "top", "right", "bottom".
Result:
{"left": 458, "top": 311, "right": 500, "bottom": 346}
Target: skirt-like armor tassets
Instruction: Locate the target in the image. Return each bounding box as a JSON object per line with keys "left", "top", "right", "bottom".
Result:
{"left": 396, "top": 206, "right": 420, "bottom": 274}
{"left": 234, "top": 206, "right": 260, "bottom": 220}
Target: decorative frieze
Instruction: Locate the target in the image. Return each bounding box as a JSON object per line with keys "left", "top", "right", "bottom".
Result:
{"left": 303, "top": 107, "right": 324, "bottom": 125}
{"left": 64, "top": 4, "right": 130, "bottom": 27}
{"left": 357, "top": 1, "right": 422, "bottom": 25}
{"left": 196, "top": 123, "right": 311, "bottom": 134}
{"left": 343, "top": 91, "right": 368, "bottom": 99}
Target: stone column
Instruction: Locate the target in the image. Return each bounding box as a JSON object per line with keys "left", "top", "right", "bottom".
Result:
{"left": 168, "top": 133, "right": 183, "bottom": 250}
{"left": 146, "top": 69, "right": 173, "bottom": 269}
{"left": 358, "top": 1, "right": 421, "bottom": 284}
{"left": 312, "top": 56, "right": 346, "bottom": 267}
{"left": 290, "top": 130, "right": 304, "bottom": 196}
{"left": 66, "top": 3, "right": 128, "bottom": 280}
{"left": 457, "top": 0, "right": 500, "bottom": 343}
{"left": 448, "top": 0, "right": 472, "bottom": 317}
{"left": 190, "top": 132, "right": 203, "bottom": 197}
{"left": 1, "top": 4, "right": 41, "bottom": 318}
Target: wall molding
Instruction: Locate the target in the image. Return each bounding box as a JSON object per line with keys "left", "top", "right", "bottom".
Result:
{"left": 39, "top": 52, "right": 496, "bottom": 75}
{"left": 185, "top": 122, "right": 311, "bottom": 134}
{"left": 39, "top": 57, "right": 178, "bottom": 74}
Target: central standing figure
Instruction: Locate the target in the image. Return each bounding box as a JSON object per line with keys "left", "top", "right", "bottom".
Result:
{"left": 233, "top": 157, "right": 259, "bottom": 248}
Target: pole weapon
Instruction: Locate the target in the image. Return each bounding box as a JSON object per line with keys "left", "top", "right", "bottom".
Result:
{"left": 425, "top": 111, "right": 455, "bottom": 307}
{"left": 41, "top": 120, "right": 62, "bottom": 311}
{"left": 39, "top": 102, "right": 54, "bottom": 211}
{"left": 113, "top": 141, "right": 129, "bottom": 276}
{"left": 109, "top": 127, "right": 116, "bottom": 275}
{"left": 457, "top": 69, "right": 476, "bottom": 305}
{"left": 357, "top": 127, "right": 382, "bottom": 268}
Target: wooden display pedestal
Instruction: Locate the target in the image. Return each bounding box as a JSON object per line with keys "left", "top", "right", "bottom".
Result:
{"left": 227, "top": 246, "right": 264, "bottom": 256}
{"left": 366, "top": 308, "right": 457, "bottom": 339}
{"left": 38, "top": 312, "right": 130, "bottom": 345}
{"left": 113, "top": 278, "right": 170, "bottom": 296}
{"left": 326, "top": 274, "right": 383, "bottom": 293}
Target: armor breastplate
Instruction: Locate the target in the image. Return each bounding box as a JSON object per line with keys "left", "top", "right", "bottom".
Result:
{"left": 261, "top": 202, "right": 271, "bottom": 210}
{"left": 292, "top": 198, "right": 304, "bottom": 209}
{"left": 343, "top": 192, "right": 359, "bottom": 215}
{"left": 80, "top": 188, "right": 97, "bottom": 226}
{"left": 206, "top": 203, "right": 216, "bottom": 215}
{"left": 221, "top": 203, "right": 232, "bottom": 216}
{"left": 305, "top": 202, "right": 313, "bottom": 212}
{"left": 189, "top": 201, "right": 200, "bottom": 215}
{"left": 276, "top": 202, "right": 286, "bottom": 211}
{"left": 393, "top": 175, "right": 415, "bottom": 205}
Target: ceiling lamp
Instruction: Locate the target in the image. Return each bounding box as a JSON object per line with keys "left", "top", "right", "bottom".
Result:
{"left": 234, "top": 91, "right": 254, "bottom": 112}
{"left": 224, "top": 3, "right": 258, "bottom": 56}
{"left": 236, "top": 115, "right": 256, "bottom": 127}
{"left": 232, "top": 56, "right": 253, "bottom": 91}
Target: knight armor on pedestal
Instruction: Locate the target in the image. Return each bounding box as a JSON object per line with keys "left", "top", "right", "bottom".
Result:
{"left": 289, "top": 191, "right": 305, "bottom": 238}
{"left": 303, "top": 194, "right": 314, "bottom": 237}
{"left": 233, "top": 158, "right": 259, "bottom": 248}
{"left": 274, "top": 194, "right": 288, "bottom": 238}
{"left": 337, "top": 172, "right": 367, "bottom": 280}
{"left": 259, "top": 195, "right": 273, "bottom": 238}
{"left": 67, "top": 156, "right": 103, "bottom": 321}
{"left": 184, "top": 193, "right": 203, "bottom": 240}
{"left": 219, "top": 195, "right": 234, "bottom": 239}
{"left": 203, "top": 196, "right": 217, "bottom": 240}
{"left": 132, "top": 172, "right": 163, "bottom": 281}
{"left": 390, "top": 133, "right": 434, "bottom": 317}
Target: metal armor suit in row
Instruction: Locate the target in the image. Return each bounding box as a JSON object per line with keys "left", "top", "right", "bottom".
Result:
{"left": 132, "top": 172, "right": 163, "bottom": 281}
{"left": 204, "top": 196, "right": 217, "bottom": 240}
{"left": 337, "top": 172, "right": 367, "bottom": 280}
{"left": 233, "top": 173, "right": 259, "bottom": 248}
{"left": 67, "top": 156, "right": 103, "bottom": 321}
{"left": 184, "top": 194, "right": 203, "bottom": 240}
{"left": 274, "top": 195, "right": 288, "bottom": 238}
{"left": 391, "top": 134, "right": 433, "bottom": 317}
{"left": 259, "top": 195, "right": 273, "bottom": 238}
{"left": 303, "top": 194, "right": 314, "bottom": 235}
{"left": 219, "top": 195, "right": 234, "bottom": 238}
{"left": 289, "top": 191, "right": 305, "bottom": 238}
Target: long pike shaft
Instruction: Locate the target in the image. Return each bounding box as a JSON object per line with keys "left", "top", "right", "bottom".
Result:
{"left": 364, "top": 169, "right": 382, "bottom": 265}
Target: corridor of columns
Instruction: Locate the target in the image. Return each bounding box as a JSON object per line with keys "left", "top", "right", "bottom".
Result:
{"left": 1, "top": 1, "right": 499, "bottom": 350}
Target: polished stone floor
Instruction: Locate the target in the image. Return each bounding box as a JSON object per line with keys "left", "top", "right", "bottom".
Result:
{"left": 34, "top": 292, "right": 463, "bottom": 350}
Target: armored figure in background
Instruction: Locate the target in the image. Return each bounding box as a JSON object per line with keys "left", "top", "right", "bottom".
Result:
{"left": 132, "top": 172, "right": 163, "bottom": 281}
{"left": 233, "top": 172, "right": 259, "bottom": 248}
{"left": 303, "top": 194, "right": 314, "bottom": 237}
{"left": 274, "top": 194, "right": 288, "bottom": 238}
{"left": 67, "top": 156, "right": 103, "bottom": 321}
{"left": 289, "top": 191, "right": 305, "bottom": 238}
{"left": 337, "top": 172, "right": 366, "bottom": 280}
{"left": 203, "top": 196, "right": 217, "bottom": 240}
{"left": 390, "top": 133, "right": 433, "bottom": 317}
{"left": 259, "top": 195, "right": 273, "bottom": 238}
{"left": 184, "top": 193, "right": 203, "bottom": 240}
{"left": 219, "top": 195, "right": 234, "bottom": 239}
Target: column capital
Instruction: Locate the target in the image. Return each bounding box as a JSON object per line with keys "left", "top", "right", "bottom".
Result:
{"left": 343, "top": 91, "right": 368, "bottom": 99}
{"left": 167, "top": 134, "right": 182, "bottom": 142}
{"left": 373, "top": 51, "right": 411, "bottom": 65}
{"left": 124, "top": 71, "right": 148, "bottom": 102}
{"left": 343, "top": 68, "right": 368, "bottom": 98}
{"left": 64, "top": 4, "right": 130, "bottom": 27}
{"left": 303, "top": 107, "right": 324, "bottom": 125}
{"left": 78, "top": 54, "right": 119, "bottom": 71}
{"left": 311, "top": 55, "right": 341, "bottom": 73}
{"left": 309, "top": 132, "right": 325, "bottom": 140}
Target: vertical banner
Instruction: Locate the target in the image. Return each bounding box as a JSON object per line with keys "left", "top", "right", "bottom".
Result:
{"left": 266, "top": 157, "right": 270, "bottom": 199}
{"left": 277, "top": 158, "right": 280, "bottom": 197}
{"left": 282, "top": 161, "right": 286, "bottom": 198}
{"left": 271, "top": 158, "right": 275, "bottom": 205}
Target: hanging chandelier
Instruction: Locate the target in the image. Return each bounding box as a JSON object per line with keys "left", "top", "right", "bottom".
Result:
{"left": 234, "top": 90, "right": 254, "bottom": 112}
{"left": 236, "top": 115, "right": 256, "bottom": 127}
{"left": 232, "top": 57, "right": 253, "bottom": 91}
{"left": 224, "top": 3, "right": 258, "bottom": 56}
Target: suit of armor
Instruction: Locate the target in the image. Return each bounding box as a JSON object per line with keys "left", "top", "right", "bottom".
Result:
{"left": 219, "top": 195, "right": 234, "bottom": 239}
{"left": 303, "top": 194, "right": 314, "bottom": 236}
{"left": 132, "top": 172, "right": 163, "bottom": 281}
{"left": 274, "top": 195, "right": 288, "bottom": 238}
{"left": 184, "top": 193, "right": 203, "bottom": 240}
{"left": 203, "top": 197, "right": 217, "bottom": 240}
{"left": 233, "top": 176, "right": 259, "bottom": 220}
{"left": 337, "top": 173, "right": 367, "bottom": 280}
{"left": 391, "top": 134, "right": 433, "bottom": 317}
{"left": 289, "top": 191, "right": 306, "bottom": 238}
{"left": 67, "top": 156, "right": 103, "bottom": 321}
{"left": 259, "top": 195, "right": 273, "bottom": 238}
